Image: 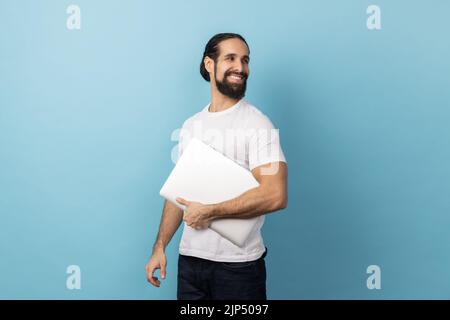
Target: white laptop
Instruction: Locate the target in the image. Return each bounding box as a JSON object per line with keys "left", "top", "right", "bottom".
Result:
{"left": 159, "top": 137, "right": 260, "bottom": 247}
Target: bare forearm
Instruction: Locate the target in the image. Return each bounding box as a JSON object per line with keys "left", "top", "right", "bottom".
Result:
{"left": 209, "top": 186, "right": 286, "bottom": 220}
{"left": 153, "top": 200, "right": 183, "bottom": 251}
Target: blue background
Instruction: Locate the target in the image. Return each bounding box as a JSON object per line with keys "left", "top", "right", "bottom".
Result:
{"left": 1, "top": 0, "right": 449, "bottom": 299}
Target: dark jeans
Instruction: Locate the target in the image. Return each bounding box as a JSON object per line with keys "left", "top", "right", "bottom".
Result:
{"left": 177, "top": 247, "right": 268, "bottom": 300}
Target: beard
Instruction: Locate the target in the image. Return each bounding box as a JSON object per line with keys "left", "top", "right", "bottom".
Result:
{"left": 214, "top": 68, "right": 248, "bottom": 100}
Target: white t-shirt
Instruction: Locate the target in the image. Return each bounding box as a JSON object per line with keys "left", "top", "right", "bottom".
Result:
{"left": 177, "top": 98, "right": 287, "bottom": 262}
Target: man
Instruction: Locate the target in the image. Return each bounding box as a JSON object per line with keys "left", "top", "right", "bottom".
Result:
{"left": 145, "top": 33, "right": 288, "bottom": 300}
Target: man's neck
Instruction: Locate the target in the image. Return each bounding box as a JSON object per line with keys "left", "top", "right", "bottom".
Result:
{"left": 208, "top": 88, "right": 240, "bottom": 112}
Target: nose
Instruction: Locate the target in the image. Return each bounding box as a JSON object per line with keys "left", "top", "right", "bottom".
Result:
{"left": 237, "top": 61, "right": 243, "bottom": 71}
{"left": 231, "top": 66, "right": 246, "bottom": 77}
{"left": 232, "top": 60, "right": 244, "bottom": 74}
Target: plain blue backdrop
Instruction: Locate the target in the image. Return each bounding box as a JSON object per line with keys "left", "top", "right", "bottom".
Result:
{"left": 1, "top": 0, "right": 449, "bottom": 299}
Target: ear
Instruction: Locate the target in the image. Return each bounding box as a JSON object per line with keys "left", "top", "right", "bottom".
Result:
{"left": 204, "top": 56, "right": 214, "bottom": 75}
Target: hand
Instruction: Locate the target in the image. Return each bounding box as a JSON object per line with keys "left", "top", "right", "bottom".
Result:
{"left": 176, "top": 197, "right": 214, "bottom": 230}
{"left": 145, "top": 246, "right": 167, "bottom": 287}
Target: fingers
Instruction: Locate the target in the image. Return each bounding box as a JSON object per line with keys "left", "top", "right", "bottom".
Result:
{"left": 151, "top": 276, "right": 160, "bottom": 287}
{"left": 146, "top": 254, "right": 168, "bottom": 288}
{"left": 185, "top": 219, "right": 196, "bottom": 229}
{"left": 184, "top": 217, "right": 208, "bottom": 230}
{"left": 176, "top": 197, "right": 190, "bottom": 206}
{"left": 146, "top": 263, "right": 161, "bottom": 287}
{"left": 160, "top": 260, "right": 167, "bottom": 280}
{"left": 147, "top": 266, "right": 161, "bottom": 287}
{"left": 188, "top": 223, "right": 208, "bottom": 230}
{"left": 198, "top": 223, "right": 209, "bottom": 230}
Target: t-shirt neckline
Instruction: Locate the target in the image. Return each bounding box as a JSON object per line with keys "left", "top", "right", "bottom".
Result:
{"left": 202, "top": 98, "right": 244, "bottom": 116}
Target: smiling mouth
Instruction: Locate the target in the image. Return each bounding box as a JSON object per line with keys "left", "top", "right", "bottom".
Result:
{"left": 228, "top": 74, "right": 245, "bottom": 81}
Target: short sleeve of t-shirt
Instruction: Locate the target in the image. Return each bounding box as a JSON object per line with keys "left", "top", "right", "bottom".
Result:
{"left": 177, "top": 130, "right": 184, "bottom": 161}
{"left": 248, "top": 115, "right": 287, "bottom": 171}
{"left": 177, "top": 120, "right": 191, "bottom": 162}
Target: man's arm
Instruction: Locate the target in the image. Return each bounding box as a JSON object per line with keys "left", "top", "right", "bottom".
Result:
{"left": 153, "top": 200, "right": 184, "bottom": 251}
{"left": 176, "top": 162, "right": 288, "bottom": 228}
{"left": 210, "top": 161, "right": 288, "bottom": 219}
{"left": 145, "top": 200, "right": 183, "bottom": 287}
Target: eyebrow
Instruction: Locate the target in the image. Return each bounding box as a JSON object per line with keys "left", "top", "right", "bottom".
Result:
{"left": 223, "top": 53, "right": 250, "bottom": 61}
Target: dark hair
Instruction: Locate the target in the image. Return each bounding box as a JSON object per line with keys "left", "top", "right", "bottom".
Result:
{"left": 200, "top": 33, "right": 249, "bottom": 82}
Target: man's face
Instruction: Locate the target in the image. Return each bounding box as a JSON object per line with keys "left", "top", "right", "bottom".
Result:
{"left": 212, "top": 38, "right": 250, "bottom": 100}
